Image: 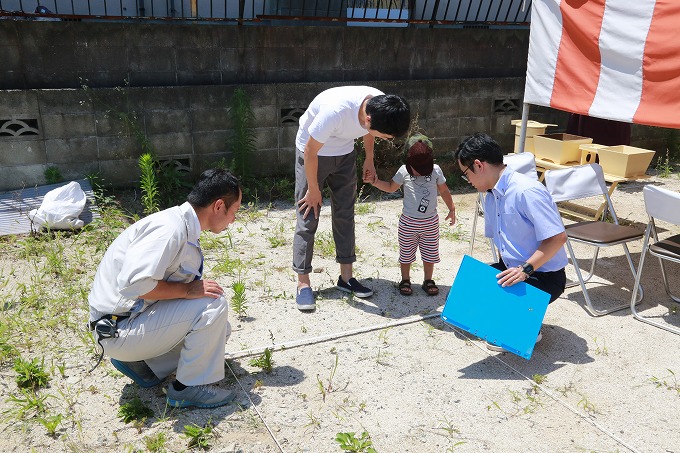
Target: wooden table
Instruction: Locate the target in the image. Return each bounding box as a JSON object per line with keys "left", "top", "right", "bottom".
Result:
{"left": 533, "top": 157, "right": 649, "bottom": 220}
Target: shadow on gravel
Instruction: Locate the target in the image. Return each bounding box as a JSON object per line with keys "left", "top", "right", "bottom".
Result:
{"left": 317, "top": 277, "right": 451, "bottom": 319}
{"left": 455, "top": 324, "right": 593, "bottom": 380}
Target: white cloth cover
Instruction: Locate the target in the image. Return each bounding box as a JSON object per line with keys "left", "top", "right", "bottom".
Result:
{"left": 28, "top": 181, "right": 86, "bottom": 229}
{"left": 504, "top": 152, "right": 539, "bottom": 180}
{"left": 644, "top": 185, "right": 680, "bottom": 225}
{"left": 543, "top": 163, "right": 608, "bottom": 202}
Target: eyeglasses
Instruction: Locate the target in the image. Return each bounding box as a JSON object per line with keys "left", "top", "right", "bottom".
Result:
{"left": 461, "top": 164, "right": 474, "bottom": 182}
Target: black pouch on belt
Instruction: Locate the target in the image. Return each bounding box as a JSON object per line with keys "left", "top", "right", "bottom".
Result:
{"left": 90, "top": 314, "right": 128, "bottom": 339}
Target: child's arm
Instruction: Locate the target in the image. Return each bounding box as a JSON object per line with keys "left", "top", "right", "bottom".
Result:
{"left": 370, "top": 175, "right": 402, "bottom": 193}
{"left": 437, "top": 183, "right": 456, "bottom": 225}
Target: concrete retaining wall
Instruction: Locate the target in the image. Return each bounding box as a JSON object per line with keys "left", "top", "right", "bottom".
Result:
{"left": 1, "top": 78, "right": 563, "bottom": 190}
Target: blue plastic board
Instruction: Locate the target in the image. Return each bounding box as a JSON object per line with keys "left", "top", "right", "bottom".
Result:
{"left": 441, "top": 255, "right": 550, "bottom": 359}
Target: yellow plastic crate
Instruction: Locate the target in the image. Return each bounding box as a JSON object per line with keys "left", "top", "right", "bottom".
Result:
{"left": 534, "top": 133, "right": 592, "bottom": 164}
{"left": 596, "top": 145, "right": 656, "bottom": 178}
{"left": 511, "top": 119, "right": 556, "bottom": 153}
{"left": 579, "top": 143, "right": 607, "bottom": 165}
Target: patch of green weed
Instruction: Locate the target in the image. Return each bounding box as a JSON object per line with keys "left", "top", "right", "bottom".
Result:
{"left": 249, "top": 348, "right": 274, "bottom": 373}
{"left": 230, "top": 277, "right": 248, "bottom": 320}
{"left": 14, "top": 356, "right": 50, "bottom": 390}
{"left": 144, "top": 432, "right": 168, "bottom": 452}
{"left": 335, "top": 431, "right": 377, "bottom": 453}
{"left": 183, "top": 422, "right": 214, "bottom": 450}
{"left": 118, "top": 397, "right": 154, "bottom": 423}
{"left": 44, "top": 166, "right": 63, "bottom": 185}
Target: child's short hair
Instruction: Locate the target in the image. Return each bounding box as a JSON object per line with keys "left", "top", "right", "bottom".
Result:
{"left": 405, "top": 134, "right": 434, "bottom": 176}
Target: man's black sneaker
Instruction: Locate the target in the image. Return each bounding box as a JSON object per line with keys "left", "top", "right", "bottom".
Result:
{"left": 336, "top": 276, "right": 373, "bottom": 298}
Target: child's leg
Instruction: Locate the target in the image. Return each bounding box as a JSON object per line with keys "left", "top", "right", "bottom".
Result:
{"left": 398, "top": 215, "right": 418, "bottom": 296}
{"left": 400, "top": 263, "right": 411, "bottom": 281}
{"left": 398, "top": 214, "right": 418, "bottom": 277}
{"left": 417, "top": 215, "right": 441, "bottom": 271}
{"left": 418, "top": 215, "right": 440, "bottom": 296}
{"left": 423, "top": 262, "right": 434, "bottom": 281}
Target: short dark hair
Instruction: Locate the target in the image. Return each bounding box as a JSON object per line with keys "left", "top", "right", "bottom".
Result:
{"left": 187, "top": 169, "right": 241, "bottom": 208}
{"left": 454, "top": 132, "right": 504, "bottom": 168}
{"left": 366, "top": 94, "right": 411, "bottom": 138}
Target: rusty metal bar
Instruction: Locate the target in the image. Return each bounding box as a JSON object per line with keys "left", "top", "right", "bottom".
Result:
{"left": 517, "top": 0, "right": 531, "bottom": 22}
{"left": 441, "top": 0, "right": 452, "bottom": 21}
{"left": 429, "top": 0, "right": 440, "bottom": 22}
{"left": 484, "top": 0, "right": 494, "bottom": 22}
{"left": 495, "top": 0, "right": 504, "bottom": 21}
{"left": 502, "top": 0, "right": 511, "bottom": 21}
{"left": 453, "top": 0, "right": 463, "bottom": 21}
{"left": 463, "top": 0, "right": 473, "bottom": 21}
{"left": 473, "top": 0, "right": 483, "bottom": 21}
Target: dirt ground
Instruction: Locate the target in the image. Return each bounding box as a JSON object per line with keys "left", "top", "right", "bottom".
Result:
{"left": 1, "top": 170, "right": 680, "bottom": 453}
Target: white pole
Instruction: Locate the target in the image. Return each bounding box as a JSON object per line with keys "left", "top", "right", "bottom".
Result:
{"left": 225, "top": 311, "right": 442, "bottom": 360}
{"left": 518, "top": 103, "right": 531, "bottom": 153}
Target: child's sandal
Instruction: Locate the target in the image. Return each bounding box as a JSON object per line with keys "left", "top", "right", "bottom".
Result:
{"left": 398, "top": 279, "right": 413, "bottom": 296}
{"left": 422, "top": 279, "right": 439, "bottom": 296}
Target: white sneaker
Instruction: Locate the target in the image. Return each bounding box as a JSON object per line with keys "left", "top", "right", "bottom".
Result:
{"left": 485, "top": 342, "right": 506, "bottom": 352}
{"left": 486, "top": 330, "right": 542, "bottom": 352}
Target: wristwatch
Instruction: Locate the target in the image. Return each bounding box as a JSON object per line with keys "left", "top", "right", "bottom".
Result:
{"left": 520, "top": 262, "right": 534, "bottom": 276}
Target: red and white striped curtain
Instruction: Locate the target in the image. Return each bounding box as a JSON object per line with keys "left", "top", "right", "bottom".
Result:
{"left": 524, "top": 0, "right": 680, "bottom": 129}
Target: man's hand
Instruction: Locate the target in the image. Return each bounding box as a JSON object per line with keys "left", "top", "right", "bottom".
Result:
{"left": 362, "top": 168, "right": 375, "bottom": 183}
{"left": 186, "top": 279, "right": 224, "bottom": 299}
{"left": 298, "top": 187, "right": 322, "bottom": 219}
{"left": 362, "top": 160, "right": 376, "bottom": 184}
{"left": 496, "top": 266, "right": 528, "bottom": 287}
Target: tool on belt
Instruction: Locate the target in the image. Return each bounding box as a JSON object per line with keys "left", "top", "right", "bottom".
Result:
{"left": 88, "top": 313, "right": 130, "bottom": 372}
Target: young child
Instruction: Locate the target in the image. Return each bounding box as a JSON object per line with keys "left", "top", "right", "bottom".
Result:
{"left": 369, "top": 134, "right": 456, "bottom": 296}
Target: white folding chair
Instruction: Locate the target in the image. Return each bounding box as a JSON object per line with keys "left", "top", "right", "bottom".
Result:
{"left": 544, "top": 163, "right": 644, "bottom": 316}
{"left": 468, "top": 152, "right": 539, "bottom": 260}
{"left": 630, "top": 185, "right": 680, "bottom": 335}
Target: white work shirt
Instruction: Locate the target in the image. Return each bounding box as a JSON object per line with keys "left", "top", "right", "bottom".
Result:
{"left": 295, "top": 86, "right": 384, "bottom": 157}
{"left": 88, "top": 202, "right": 203, "bottom": 321}
{"left": 484, "top": 168, "right": 568, "bottom": 272}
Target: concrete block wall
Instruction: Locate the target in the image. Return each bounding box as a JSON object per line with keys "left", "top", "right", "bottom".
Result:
{"left": 1, "top": 78, "right": 567, "bottom": 191}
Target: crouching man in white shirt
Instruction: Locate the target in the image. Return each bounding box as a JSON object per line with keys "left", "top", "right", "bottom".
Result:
{"left": 88, "top": 168, "right": 241, "bottom": 408}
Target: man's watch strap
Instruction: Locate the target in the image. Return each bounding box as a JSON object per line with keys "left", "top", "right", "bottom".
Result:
{"left": 520, "top": 262, "right": 534, "bottom": 276}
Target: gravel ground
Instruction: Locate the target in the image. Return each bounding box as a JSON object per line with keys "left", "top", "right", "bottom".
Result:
{"left": 1, "top": 171, "right": 679, "bottom": 452}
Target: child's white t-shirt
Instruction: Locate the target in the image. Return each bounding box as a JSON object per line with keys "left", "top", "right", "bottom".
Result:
{"left": 393, "top": 164, "right": 447, "bottom": 218}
